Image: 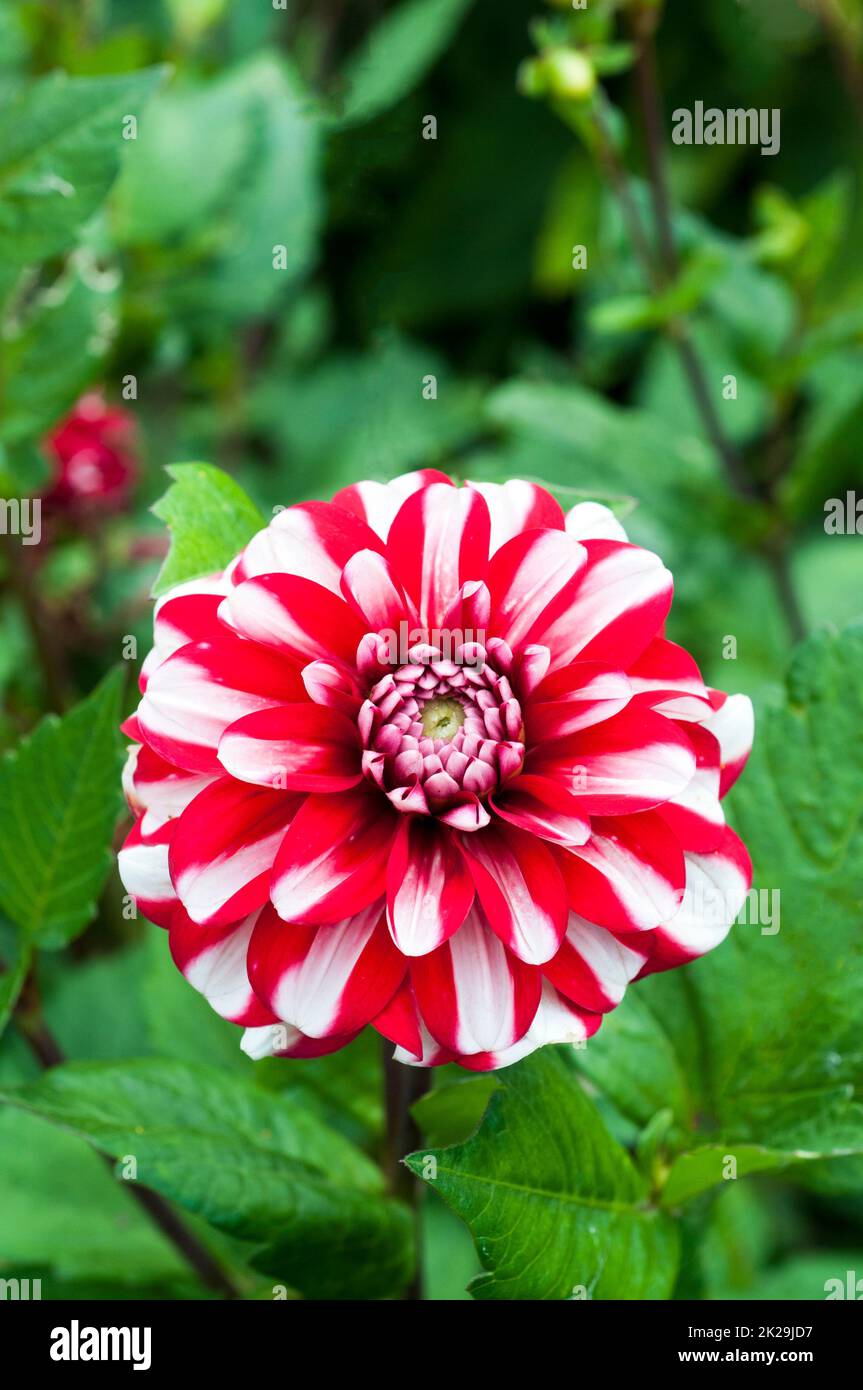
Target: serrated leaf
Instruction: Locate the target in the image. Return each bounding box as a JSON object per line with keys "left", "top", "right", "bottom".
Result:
{"left": 407, "top": 1049, "right": 679, "bottom": 1300}
{"left": 337, "top": 0, "right": 473, "bottom": 127}
{"left": 151, "top": 462, "right": 264, "bottom": 596}
{"left": 0, "top": 67, "right": 167, "bottom": 263}
{"left": 0, "top": 669, "right": 124, "bottom": 948}
{"left": 0, "top": 1059, "right": 414, "bottom": 1300}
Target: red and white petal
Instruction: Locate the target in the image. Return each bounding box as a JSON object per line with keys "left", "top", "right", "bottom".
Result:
{"left": 540, "top": 539, "right": 673, "bottom": 672}
{"left": 531, "top": 707, "right": 696, "bottom": 814}
{"left": 564, "top": 500, "right": 628, "bottom": 543}
{"left": 340, "top": 549, "right": 418, "bottom": 631}
{"left": 638, "top": 827, "right": 752, "bottom": 972}
{"left": 123, "top": 742, "right": 215, "bottom": 824}
{"left": 528, "top": 665, "right": 631, "bottom": 741}
{"left": 559, "top": 811, "right": 686, "bottom": 933}
{"left": 138, "top": 636, "right": 304, "bottom": 775}
{"left": 487, "top": 529, "right": 588, "bottom": 653}
{"left": 218, "top": 704, "right": 361, "bottom": 792}
{"left": 170, "top": 780, "right": 300, "bottom": 927}
{"left": 220, "top": 574, "right": 366, "bottom": 668}
{"left": 387, "top": 482, "right": 490, "bottom": 629}
{"left": 301, "top": 660, "right": 365, "bottom": 719}
{"left": 118, "top": 818, "right": 177, "bottom": 928}
{"left": 457, "top": 981, "right": 602, "bottom": 1071}
{"left": 410, "top": 907, "right": 541, "bottom": 1056}
{"left": 372, "top": 980, "right": 424, "bottom": 1059}
{"left": 247, "top": 901, "right": 405, "bottom": 1038}
{"left": 459, "top": 822, "right": 568, "bottom": 964}
{"left": 271, "top": 786, "right": 396, "bottom": 926}
{"left": 658, "top": 724, "right": 725, "bottom": 852}
{"left": 466, "top": 479, "right": 564, "bottom": 553}
{"left": 490, "top": 774, "right": 590, "bottom": 848}
{"left": 626, "top": 638, "right": 711, "bottom": 722}
{"left": 704, "top": 692, "right": 755, "bottom": 796}
{"left": 332, "top": 469, "right": 454, "bottom": 542}
{"left": 168, "top": 907, "right": 276, "bottom": 1026}
{"left": 543, "top": 914, "right": 648, "bottom": 1013}
{"left": 386, "top": 817, "right": 474, "bottom": 956}
{"left": 240, "top": 1022, "right": 358, "bottom": 1060}
{"left": 234, "top": 501, "right": 384, "bottom": 592}
{"left": 139, "top": 574, "right": 228, "bottom": 690}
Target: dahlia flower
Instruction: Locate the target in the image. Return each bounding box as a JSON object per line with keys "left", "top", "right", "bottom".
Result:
{"left": 42, "top": 393, "right": 137, "bottom": 511}
{"left": 119, "top": 470, "right": 753, "bottom": 1071}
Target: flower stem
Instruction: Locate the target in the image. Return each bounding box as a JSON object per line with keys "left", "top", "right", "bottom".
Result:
{"left": 14, "top": 971, "right": 241, "bottom": 1300}
{"left": 382, "top": 1040, "right": 430, "bottom": 1299}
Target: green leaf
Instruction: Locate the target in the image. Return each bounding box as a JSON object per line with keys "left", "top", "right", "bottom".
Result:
{"left": 151, "top": 462, "right": 265, "bottom": 596}
{"left": 0, "top": 1059, "right": 414, "bottom": 1300}
{"left": 0, "top": 67, "right": 166, "bottom": 263}
{"left": 406, "top": 1050, "right": 679, "bottom": 1300}
{"left": 337, "top": 0, "right": 473, "bottom": 127}
{"left": 0, "top": 669, "right": 124, "bottom": 949}
{"left": 412, "top": 1072, "right": 497, "bottom": 1148}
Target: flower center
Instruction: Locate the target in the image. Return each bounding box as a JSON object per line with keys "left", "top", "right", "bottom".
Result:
{"left": 421, "top": 697, "right": 465, "bottom": 742}
{"left": 357, "top": 641, "right": 525, "bottom": 830}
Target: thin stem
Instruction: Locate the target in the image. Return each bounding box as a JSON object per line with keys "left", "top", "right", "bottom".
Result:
{"left": 382, "top": 1040, "right": 430, "bottom": 1299}
{"left": 627, "top": 9, "right": 805, "bottom": 641}
{"left": 14, "top": 973, "right": 241, "bottom": 1300}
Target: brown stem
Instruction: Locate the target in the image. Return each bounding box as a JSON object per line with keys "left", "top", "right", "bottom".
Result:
{"left": 628, "top": 12, "right": 805, "bottom": 640}
{"left": 14, "top": 974, "right": 241, "bottom": 1299}
{"left": 382, "top": 1040, "right": 430, "bottom": 1299}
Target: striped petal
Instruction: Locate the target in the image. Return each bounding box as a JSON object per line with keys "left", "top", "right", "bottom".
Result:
{"left": 540, "top": 539, "right": 673, "bottom": 672}
{"left": 658, "top": 723, "right": 725, "bottom": 852}
{"left": 340, "top": 548, "right": 418, "bottom": 631}
{"left": 241, "top": 1023, "right": 359, "bottom": 1060}
{"left": 564, "top": 500, "right": 628, "bottom": 543}
{"left": 387, "top": 482, "right": 490, "bottom": 628}
{"left": 234, "top": 501, "right": 384, "bottom": 592}
{"left": 386, "top": 817, "right": 474, "bottom": 956}
{"left": 466, "top": 479, "right": 564, "bottom": 553}
{"left": 271, "top": 785, "right": 396, "bottom": 925}
{"left": 559, "top": 811, "right": 686, "bottom": 933}
{"left": 637, "top": 827, "right": 752, "bottom": 973}
{"left": 122, "top": 743, "right": 215, "bottom": 825}
{"left": 459, "top": 822, "right": 568, "bottom": 964}
{"left": 139, "top": 574, "right": 228, "bottom": 690}
{"left": 528, "top": 664, "right": 632, "bottom": 741}
{"left": 627, "top": 638, "right": 712, "bottom": 722}
{"left": 704, "top": 691, "right": 755, "bottom": 796}
{"left": 218, "top": 704, "right": 361, "bottom": 792}
{"left": 248, "top": 901, "right": 404, "bottom": 1037}
{"left": 168, "top": 907, "right": 276, "bottom": 1026}
{"left": 220, "top": 574, "right": 365, "bottom": 668}
{"left": 138, "top": 636, "right": 304, "bottom": 774}
{"left": 332, "top": 469, "right": 454, "bottom": 541}
{"left": 456, "top": 981, "right": 601, "bottom": 1071}
{"left": 410, "top": 907, "right": 541, "bottom": 1055}
{"left": 118, "top": 817, "right": 177, "bottom": 928}
{"left": 170, "top": 779, "right": 300, "bottom": 926}
{"left": 543, "top": 914, "right": 648, "bottom": 1012}
{"left": 531, "top": 707, "right": 696, "bottom": 814}
{"left": 490, "top": 774, "right": 590, "bottom": 848}
{"left": 487, "top": 529, "right": 588, "bottom": 653}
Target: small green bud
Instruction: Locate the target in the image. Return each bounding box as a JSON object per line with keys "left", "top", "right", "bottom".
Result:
{"left": 543, "top": 48, "right": 597, "bottom": 102}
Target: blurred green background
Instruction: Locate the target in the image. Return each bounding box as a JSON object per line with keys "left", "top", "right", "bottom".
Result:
{"left": 1, "top": 0, "right": 862, "bottom": 1301}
